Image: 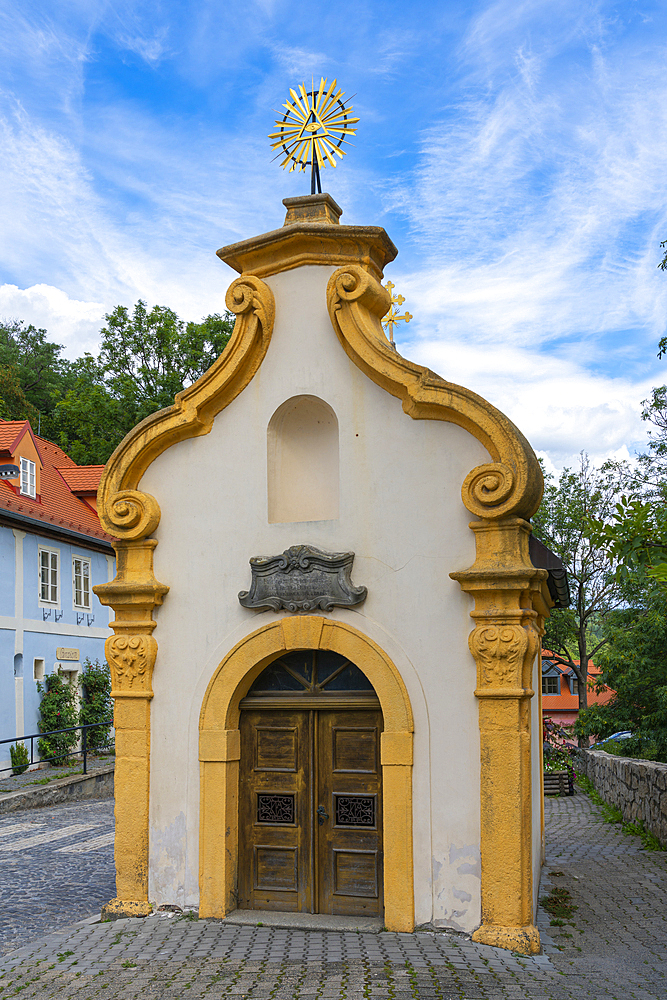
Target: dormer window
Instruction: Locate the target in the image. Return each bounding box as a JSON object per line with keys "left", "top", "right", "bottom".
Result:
{"left": 20, "top": 457, "right": 36, "bottom": 498}
{"left": 542, "top": 675, "right": 559, "bottom": 695}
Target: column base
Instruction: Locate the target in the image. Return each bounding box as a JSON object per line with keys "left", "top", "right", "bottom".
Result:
{"left": 101, "top": 898, "right": 153, "bottom": 921}
{"left": 472, "top": 923, "right": 541, "bottom": 955}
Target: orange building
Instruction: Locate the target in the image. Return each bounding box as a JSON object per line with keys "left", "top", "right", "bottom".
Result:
{"left": 541, "top": 655, "right": 614, "bottom": 731}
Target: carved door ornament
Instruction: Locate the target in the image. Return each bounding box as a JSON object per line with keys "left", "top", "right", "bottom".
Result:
{"left": 238, "top": 544, "right": 367, "bottom": 612}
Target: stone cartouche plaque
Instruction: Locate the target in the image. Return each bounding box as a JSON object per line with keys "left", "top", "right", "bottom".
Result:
{"left": 238, "top": 545, "right": 367, "bottom": 613}
{"left": 56, "top": 647, "right": 80, "bottom": 661}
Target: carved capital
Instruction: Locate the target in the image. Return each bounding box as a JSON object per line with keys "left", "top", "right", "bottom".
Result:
{"left": 93, "top": 538, "right": 168, "bottom": 701}
{"left": 454, "top": 520, "right": 543, "bottom": 698}
{"left": 470, "top": 624, "right": 528, "bottom": 689}
{"left": 106, "top": 632, "right": 157, "bottom": 697}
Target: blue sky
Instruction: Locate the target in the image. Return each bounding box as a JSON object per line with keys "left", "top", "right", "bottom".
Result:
{"left": 1, "top": 0, "right": 667, "bottom": 471}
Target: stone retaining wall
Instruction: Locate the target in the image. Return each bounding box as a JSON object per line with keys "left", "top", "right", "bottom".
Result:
{"left": 576, "top": 748, "right": 667, "bottom": 846}
{"left": 0, "top": 765, "right": 114, "bottom": 815}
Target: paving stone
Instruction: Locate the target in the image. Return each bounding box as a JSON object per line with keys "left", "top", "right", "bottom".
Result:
{"left": 1, "top": 788, "right": 666, "bottom": 997}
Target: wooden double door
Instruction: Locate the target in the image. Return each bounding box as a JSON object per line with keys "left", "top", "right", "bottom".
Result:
{"left": 239, "top": 705, "right": 383, "bottom": 916}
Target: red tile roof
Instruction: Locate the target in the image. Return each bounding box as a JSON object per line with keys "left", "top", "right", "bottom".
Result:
{"left": 0, "top": 420, "right": 113, "bottom": 544}
{"left": 0, "top": 420, "right": 33, "bottom": 454}
{"left": 57, "top": 466, "right": 106, "bottom": 494}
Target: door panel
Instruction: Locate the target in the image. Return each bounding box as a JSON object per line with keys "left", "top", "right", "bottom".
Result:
{"left": 317, "top": 710, "right": 383, "bottom": 916}
{"left": 332, "top": 727, "right": 378, "bottom": 772}
{"left": 254, "top": 846, "right": 299, "bottom": 891}
{"left": 239, "top": 704, "right": 383, "bottom": 917}
{"left": 239, "top": 709, "right": 312, "bottom": 912}
{"left": 333, "top": 849, "right": 379, "bottom": 898}
{"left": 255, "top": 726, "right": 299, "bottom": 771}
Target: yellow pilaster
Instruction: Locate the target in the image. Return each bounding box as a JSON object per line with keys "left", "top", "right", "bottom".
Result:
{"left": 452, "top": 518, "right": 545, "bottom": 955}
{"left": 93, "top": 538, "right": 168, "bottom": 920}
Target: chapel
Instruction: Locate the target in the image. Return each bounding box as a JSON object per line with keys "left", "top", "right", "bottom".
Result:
{"left": 94, "top": 193, "right": 560, "bottom": 954}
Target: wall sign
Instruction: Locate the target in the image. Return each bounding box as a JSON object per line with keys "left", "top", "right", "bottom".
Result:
{"left": 56, "top": 647, "right": 80, "bottom": 661}
{"left": 239, "top": 544, "right": 367, "bottom": 613}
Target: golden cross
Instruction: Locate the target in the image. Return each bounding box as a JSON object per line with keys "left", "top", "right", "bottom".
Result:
{"left": 382, "top": 281, "right": 413, "bottom": 347}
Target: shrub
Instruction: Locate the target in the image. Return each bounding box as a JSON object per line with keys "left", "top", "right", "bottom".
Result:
{"left": 79, "top": 659, "right": 113, "bottom": 751}
{"left": 600, "top": 730, "right": 667, "bottom": 764}
{"left": 37, "top": 672, "right": 79, "bottom": 765}
{"left": 544, "top": 749, "right": 573, "bottom": 773}
{"left": 10, "top": 742, "right": 29, "bottom": 775}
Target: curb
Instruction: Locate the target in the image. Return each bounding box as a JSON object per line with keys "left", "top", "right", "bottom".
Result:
{"left": 0, "top": 766, "right": 114, "bottom": 814}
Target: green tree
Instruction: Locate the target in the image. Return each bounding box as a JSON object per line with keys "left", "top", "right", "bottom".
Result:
{"left": 53, "top": 355, "right": 131, "bottom": 465}
{"left": 0, "top": 320, "right": 69, "bottom": 436}
{"left": 576, "top": 587, "right": 667, "bottom": 753}
{"left": 55, "top": 302, "right": 233, "bottom": 464}
{"left": 532, "top": 454, "right": 628, "bottom": 739}
{"left": 592, "top": 350, "right": 667, "bottom": 587}
{"left": 659, "top": 239, "right": 667, "bottom": 273}
{"left": 0, "top": 365, "right": 38, "bottom": 422}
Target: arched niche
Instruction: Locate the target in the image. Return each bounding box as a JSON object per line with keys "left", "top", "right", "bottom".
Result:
{"left": 267, "top": 395, "right": 339, "bottom": 523}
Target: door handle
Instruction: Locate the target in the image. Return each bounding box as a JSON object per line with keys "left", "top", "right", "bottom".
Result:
{"left": 317, "top": 805, "right": 329, "bottom": 825}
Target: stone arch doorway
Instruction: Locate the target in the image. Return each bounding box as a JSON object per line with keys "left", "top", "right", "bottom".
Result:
{"left": 198, "top": 616, "right": 415, "bottom": 932}
{"left": 239, "top": 649, "right": 383, "bottom": 916}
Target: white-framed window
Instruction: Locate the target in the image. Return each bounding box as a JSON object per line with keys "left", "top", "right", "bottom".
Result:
{"left": 542, "top": 675, "right": 559, "bottom": 695}
{"left": 39, "top": 547, "right": 59, "bottom": 605}
{"left": 33, "top": 658, "right": 45, "bottom": 681}
{"left": 72, "top": 556, "right": 91, "bottom": 609}
{"left": 20, "top": 457, "right": 36, "bottom": 498}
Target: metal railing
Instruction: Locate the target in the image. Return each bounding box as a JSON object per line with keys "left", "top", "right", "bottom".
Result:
{"left": 0, "top": 721, "right": 114, "bottom": 776}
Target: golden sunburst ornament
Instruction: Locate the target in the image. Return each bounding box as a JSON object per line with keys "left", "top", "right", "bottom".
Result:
{"left": 270, "top": 77, "right": 359, "bottom": 194}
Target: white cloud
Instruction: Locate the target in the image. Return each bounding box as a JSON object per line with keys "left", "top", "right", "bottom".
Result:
{"left": 383, "top": 5, "right": 667, "bottom": 356}
{"left": 0, "top": 95, "right": 287, "bottom": 328}
{"left": 0, "top": 283, "right": 105, "bottom": 357}
{"left": 402, "top": 334, "right": 653, "bottom": 470}
{"left": 117, "top": 31, "right": 170, "bottom": 65}
{"left": 0, "top": 0, "right": 665, "bottom": 476}
{"left": 271, "top": 45, "right": 329, "bottom": 78}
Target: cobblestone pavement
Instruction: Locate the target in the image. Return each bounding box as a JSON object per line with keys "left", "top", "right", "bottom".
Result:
{"left": 0, "top": 788, "right": 665, "bottom": 998}
{"left": 537, "top": 789, "right": 667, "bottom": 997}
{"left": 0, "top": 799, "right": 115, "bottom": 954}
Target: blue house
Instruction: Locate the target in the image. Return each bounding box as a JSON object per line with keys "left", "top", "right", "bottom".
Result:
{"left": 0, "top": 420, "right": 114, "bottom": 771}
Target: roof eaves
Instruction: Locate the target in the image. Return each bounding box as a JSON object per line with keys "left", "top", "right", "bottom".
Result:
{"left": 0, "top": 507, "right": 115, "bottom": 552}
{"left": 528, "top": 535, "right": 571, "bottom": 608}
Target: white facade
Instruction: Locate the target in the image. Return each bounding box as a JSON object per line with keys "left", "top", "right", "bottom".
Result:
{"left": 140, "top": 264, "right": 521, "bottom": 931}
